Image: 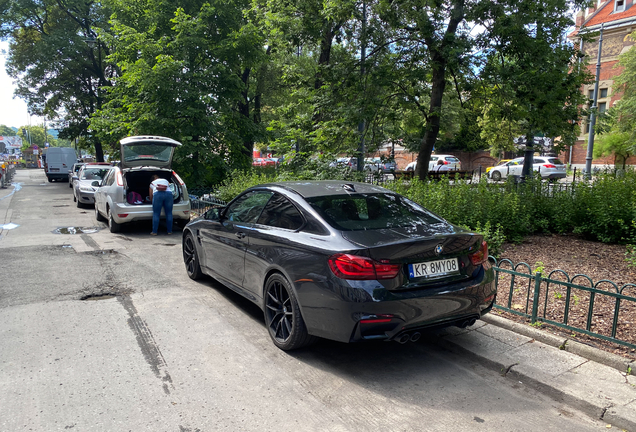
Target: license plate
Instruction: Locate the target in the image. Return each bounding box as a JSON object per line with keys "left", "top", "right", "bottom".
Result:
{"left": 408, "top": 258, "right": 459, "bottom": 278}
{"left": 50, "top": 168, "right": 59, "bottom": 172}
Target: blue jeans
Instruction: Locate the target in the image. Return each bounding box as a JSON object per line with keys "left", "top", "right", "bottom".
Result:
{"left": 152, "top": 191, "right": 174, "bottom": 234}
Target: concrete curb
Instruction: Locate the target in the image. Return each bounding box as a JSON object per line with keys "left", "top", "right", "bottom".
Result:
{"left": 432, "top": 315, "right": 636, "bottom": 431}
{"left": 481, "top": 314, "right": 635, "bottom": 375}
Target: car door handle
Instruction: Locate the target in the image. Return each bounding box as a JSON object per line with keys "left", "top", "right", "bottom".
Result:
{"left": 235, "top": 232, "right": 246, "bottom": 239}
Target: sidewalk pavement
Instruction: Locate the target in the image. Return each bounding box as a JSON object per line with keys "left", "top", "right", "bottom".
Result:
{"left": 432, "top": 314, "right": 636, "bottom": 431}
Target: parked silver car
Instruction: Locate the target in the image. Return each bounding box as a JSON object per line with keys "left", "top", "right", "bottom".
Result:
{"left": 68, "top": 162, "right": 85, "bottom": 188}
{"left": 72, "top": 163, "right": 111, "bottom": 207}
{"left": 488, "top": 156, "right": 566, "bottom": 181}
{"left": 93, "top": 136, "right": 191, "bottom": 233}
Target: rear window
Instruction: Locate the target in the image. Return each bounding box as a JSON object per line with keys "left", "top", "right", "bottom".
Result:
{"left": 445, "top": 157, "right": 460, "bottom": 162}
{"left": 122, "top": 145, "right": 173, "bottom": 164}
{"left": 547, "top": 158, "right": 563, "bottom": 165}
{"left": 307, "top": 193, "right": 444, "bottom": 231}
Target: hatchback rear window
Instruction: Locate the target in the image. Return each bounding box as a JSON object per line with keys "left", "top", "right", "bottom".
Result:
{"left": 547, "top": 158, "right": 563, "bottom": 165}
{"left": 307, "top": 193, "right": 444, "bottom": 231}
{"left": 122, "top": 145, "right": 173, "bottom": 164}
{"left": 445, "top": 157, "right": 459, "bottom": 162}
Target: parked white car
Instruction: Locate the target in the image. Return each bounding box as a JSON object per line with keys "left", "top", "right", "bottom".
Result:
{"left": 405, "top": 154, "right": 462, "bottom": 172}
{"left": 488, "top": 156, "right": 566, "bottom": 181}
{"left": 93, "top": 136, "right": 191, "bottom": 233}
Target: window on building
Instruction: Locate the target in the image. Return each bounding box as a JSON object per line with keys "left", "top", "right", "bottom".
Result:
{"left": 600, "top": 88, "right": 608, "bottom": 98}
{"left": 599, "top": 102, "right": 607, "bottom": 113}
{"left": 615, "top": 0, "right": 625, "bottom": 12}
{"left": 588, "top": 89, "right": 594, "bottom": 100}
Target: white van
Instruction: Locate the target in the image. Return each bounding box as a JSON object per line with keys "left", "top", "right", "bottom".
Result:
{"left": 45, "top": 147, "right": 77, "bottom": 182}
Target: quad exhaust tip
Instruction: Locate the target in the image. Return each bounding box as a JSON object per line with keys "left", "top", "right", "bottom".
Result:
{"left": 396, "top": 332, "right": 422, "bottom": 344}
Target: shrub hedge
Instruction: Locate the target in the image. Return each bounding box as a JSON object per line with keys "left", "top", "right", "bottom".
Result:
{"left": 204, "top": 167, "right": 636, "bottom": 255}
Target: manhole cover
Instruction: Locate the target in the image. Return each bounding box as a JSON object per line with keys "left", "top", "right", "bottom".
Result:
{"left": 53, "top": 227, "right": 100, "bottom": 235}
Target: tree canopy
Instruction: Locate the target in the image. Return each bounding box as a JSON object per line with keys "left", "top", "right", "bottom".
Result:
{"left": 0, "top": 0, "right": 594, "bottom": 184}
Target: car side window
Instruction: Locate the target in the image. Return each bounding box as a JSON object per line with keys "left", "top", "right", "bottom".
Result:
{"left": 103, "top": 169, "right": 115, "bottom": 186}
{"left": 225, "top": 190, "right": 273, "bottom": 224}
{"left": 257, "top": 193, "right": 304, "bottom": 230}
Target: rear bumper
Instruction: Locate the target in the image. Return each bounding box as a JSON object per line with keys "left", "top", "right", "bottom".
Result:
{"left": 110, "top": 201, "right": 191, "bottom": 224}
{"left": 541, "top": 172, "right": 566, "bottom": 179}
{"left": 46, "top": 172, "right": 69, "bottom": 180}
{"left": 298, "top": 264, "right": 497, "bottom": 343}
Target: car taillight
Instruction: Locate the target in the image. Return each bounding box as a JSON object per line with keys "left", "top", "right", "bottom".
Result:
{"left": 469, "top": 241, "right": 488, "bottom": 266}
{"left": 328, "top": 254, "right": 401, "bottom": 280}
{"left": 542, "top": 164, "right": 556, "bottom": 169}
{"left": 116, "top": 172, "right": 123, "bottom": 186}
{"left": 173, "top": 171, "right": 185, "bottom": 186}
{"left": 443, "top": 161, "right": 449, "bottom": 164}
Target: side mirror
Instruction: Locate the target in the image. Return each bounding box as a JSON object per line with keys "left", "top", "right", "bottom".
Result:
{"left": 204, "top": 207, "right": 222, "bottom": 221}
{"left": 91, "top": 180, "right": 101, "bottom": 187}
{"left": 72, "top": 175, "right": 79, "bottom": 181}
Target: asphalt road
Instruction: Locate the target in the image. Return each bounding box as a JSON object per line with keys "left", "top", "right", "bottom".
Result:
{"left": 0, "top": 169, "right": 608, "bottom": 432}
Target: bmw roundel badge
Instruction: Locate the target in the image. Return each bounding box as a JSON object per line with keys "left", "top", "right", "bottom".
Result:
{"left": 435, "top": 244, "right": 443, "bottom": 256}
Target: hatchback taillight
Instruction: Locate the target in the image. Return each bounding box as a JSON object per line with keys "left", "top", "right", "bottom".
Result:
{"left": 328, "top": 254, "right": 401, "bottom": 280}
{"left": 469, "top": 241, "right": 488, "bottom": 266}
{"left": 542, "top": 164, "right": 556, "bottom": 169}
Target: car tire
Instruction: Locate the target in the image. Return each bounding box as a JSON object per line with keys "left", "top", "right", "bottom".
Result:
{"left": 182, "top": 232, "right": 203, "bottom": 280}
{"left": 75, "top": 194, "right": 83, "bottom": 208}
{"left": 47, "top": 177, "right": 52, "bottom": 183}
{"left": 69, "top": 182, "right": 73, "bottom": 188}
{"left": 108, "top": 208, "right": 122, "bottom": 233}
{"left": 264, "top": 273, "right": 316, "bottom": 351}
{"left": 491, "top": 171, "right": 502, "bottom": 181}
{"left": 95, "top": 204, "right": 106, "bottom": 222}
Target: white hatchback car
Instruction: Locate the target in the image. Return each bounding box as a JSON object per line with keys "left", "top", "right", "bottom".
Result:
{"left": 405, "top": 154, "right": 462, "bottom": 172}
{"left": 488, "top": 156, "right": 566, "bottom": 181}
{"left": 93, "top": 136, "right": 191, "bottom": 233}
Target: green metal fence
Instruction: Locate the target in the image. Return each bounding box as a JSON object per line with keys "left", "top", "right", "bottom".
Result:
{"left": 491, "top": 257, "right": 636, "bottom": 350}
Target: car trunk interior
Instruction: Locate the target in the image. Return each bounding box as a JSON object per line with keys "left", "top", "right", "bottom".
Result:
{"left": 123, "top": 169, "right": 183, "bottom": 204}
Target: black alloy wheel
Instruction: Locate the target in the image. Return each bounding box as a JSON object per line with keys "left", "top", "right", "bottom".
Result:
{"left": 491, "top": 171, "right": 502, "bottom": 181}
{"left": 183, "top": 232, "right": 203, "bottom": 280}
{"left": 264, "top": 274, "right": 315, "bottom": 350}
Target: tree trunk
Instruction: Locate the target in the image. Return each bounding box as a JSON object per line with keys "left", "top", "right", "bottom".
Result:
{"left": 414, "top": 0, "right": 465, "bottom": 181}
{"left": 415, "top": 53, "right": 447, "bottom": 181}
{"left": 237, "top": 67, "right": 253, "bottom": 158}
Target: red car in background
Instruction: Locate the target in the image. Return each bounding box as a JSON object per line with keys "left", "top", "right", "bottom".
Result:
{"left": 253, "top": 158, "right": 279, "bottom": 167}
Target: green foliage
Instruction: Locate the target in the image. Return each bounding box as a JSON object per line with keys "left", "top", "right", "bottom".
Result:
{"left": 0, "top": 125, "right": 17, "bottom": 136}
{"left": 626, "top": 244, "right": 636, "bottom": 269}
{"left": 212, "top": 157, "right": 364, "bottom": 202}
{"left": 378, "top": 170, "right": 636, "bottom": 246}
{"left": 1, "top": 0, "right": 113, "bottom": 159}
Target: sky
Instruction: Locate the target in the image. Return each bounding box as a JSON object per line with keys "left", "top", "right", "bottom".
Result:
{"left": 0, "top": 41, "right": 43, "bottom": 130}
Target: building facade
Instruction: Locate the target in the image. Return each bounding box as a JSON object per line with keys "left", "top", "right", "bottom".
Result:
{"left": 566, "top": 0, "right": 636, "bottom": 168}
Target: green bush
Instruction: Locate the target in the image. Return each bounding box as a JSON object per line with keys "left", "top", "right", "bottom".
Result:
{"left": 201, "top": 163, "right": 636, "bottom": 249}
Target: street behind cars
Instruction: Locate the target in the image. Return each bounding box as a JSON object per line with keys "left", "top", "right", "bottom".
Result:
{"left": 182, "top": 180, "right": 496, "bottom": 351}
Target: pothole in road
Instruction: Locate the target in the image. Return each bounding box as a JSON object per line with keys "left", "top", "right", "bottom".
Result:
{"left": 53, "top": 226, "right": 100, "bottom": 234}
